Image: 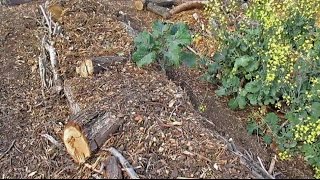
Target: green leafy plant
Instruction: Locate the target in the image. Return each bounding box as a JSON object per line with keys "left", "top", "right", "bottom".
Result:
{"left": 205, "top": 0, "right": 320, "bottom": 177}
{"left": 132, "top": 20, "right": 196, "bottom": 70}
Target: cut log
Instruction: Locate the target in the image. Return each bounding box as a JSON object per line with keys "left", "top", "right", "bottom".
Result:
{"left": 147, "top": 3, "right": 171, "bottom": 19}
{"left": 134, "top": 0, "right": 176, "bottom": 10}
{"left": 134, "top": 0, "right": 207, "bottom": 19}
{"left": 134, "top": 0, "right": 146, "bottom": 10}
{"left": 63, "top": 109, "right": 122, "bottom": 164}
{"left": 169, "top": 1, "right": 207, "bottom": 16}
{"left": 76, "top": 56, "right": 127, "bottom": 78}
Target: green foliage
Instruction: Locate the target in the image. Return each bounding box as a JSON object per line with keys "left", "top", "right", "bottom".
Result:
{"left": 132, "top": 20, "right": 196, "bottom": 70}
{"left": 247, "top": 112, "right": 280, "bottom": 145}
{"left": 205, "top": 0, "right": 320, "bottom": 177}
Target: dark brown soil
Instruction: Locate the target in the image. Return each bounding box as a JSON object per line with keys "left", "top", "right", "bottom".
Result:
{"left": 0, "top": 0, "right": 315, "bottom": 179}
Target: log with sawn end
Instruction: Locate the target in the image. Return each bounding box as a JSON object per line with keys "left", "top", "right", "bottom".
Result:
{"left": 134, "top": 0, "right": 179, "bottom": 11}
{"left": 76, "top": 56, "right": 127, "bottom": 78}
{"left": 63, "top": 108, "right": 123, "bottom": 164}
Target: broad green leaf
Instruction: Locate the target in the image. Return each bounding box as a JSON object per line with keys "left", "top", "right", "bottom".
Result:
{"left": 245, "top": 81, "right": 261, "bottom": 93}
{"left": 264, "top": 112, "right": 280, "bottom": 132}
{"left": 225, "top": 76, "right": 240, "bottom": 88}
{"left": 311, "top": 102, "right": 320, "bottom": 118}
{"left": 263, "top": 135, "right": 272, "bottom": 145}
{"left": 240, "top": 43, "right": 248, "bottom": 52}
{"left": 134, "top": 31, "right": 153, "bottom": 47}
{"left": 181, "top": 51, "right": 197, "bottom": 68}
{"left": 136, "top": 51, "right": 156, "bottom": 67}
{"left": 247, "top": 93, "right": 258, "bottom": 105}
{"left": 245, "top": 74, "right": 252, "bottom": 80}
{"left": 213, "top": 52, "right": 226, "bottom": 62}
{"left": 132, "top": 47, "right": 149, "bottom": 63}
{"left": 284, "top": 141, "right": 297, "bottom": 148}
{"left": 234, "top": 56, "right": 253, "bottom": 70}
{"left": 215, "top": 87, "right": 226, "bottom": 96}
{"left": 247, "top": 60, "right": 259, "bottom": 72}
{"left": 170, "top": 23, "right": 192, "bottom": 45}
{"left": 165, "top": 43, "right": 181, "bottom": 66}
{"left": 302, "top": 144, "right": 315, "bottom": 158}
{"left": 237, "top": 96, "right": 247, "bottom": 109}
{"left": 239, "top": 89, "right": 248, "bottom": 97}
{"left": 247, "top": 121, "right": 259, "bottom": 135}
{"left": 228, "top": 98, "right": 238, "bottom": 110}
{"left": 285, "top": 112, "right": 300, "bottom": 125}
{"left": 152, "top": 20, "right": 169, "bottom": 38}
{"left": 207, "top": 63, "right": 220, "bottom": 74}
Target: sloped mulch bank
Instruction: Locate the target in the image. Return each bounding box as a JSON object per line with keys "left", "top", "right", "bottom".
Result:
{"left": 64, "top": 63, "right": 254, "bottom": 179}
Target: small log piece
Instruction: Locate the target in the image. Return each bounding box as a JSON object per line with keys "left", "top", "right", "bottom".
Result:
{"left": 134, "top": 0, "right": 176, "bottom": 10}
{"left": 147, "top": 2, "right": 171, "bottom": 19}
{"left": 76, "top": 56, "right": 127, "bottom": 78}
{"left": 134, "top": 0, "right": 147, "bottom": 10}
{"left": 169, "top": 1, "right": 207, "bottom": 15}
{"left": 134, "top": 0, "right": 207, "bottom": 19}
{"left": 63, "top": 109, "right": 123, "bottom": 164}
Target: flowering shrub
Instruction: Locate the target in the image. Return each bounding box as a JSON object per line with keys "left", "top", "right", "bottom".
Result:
{"left": 205, "top": 0, "right": 320, "bottom": 177}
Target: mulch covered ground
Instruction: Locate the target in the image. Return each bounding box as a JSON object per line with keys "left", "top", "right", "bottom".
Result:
{"left": 0, "top": 0, "right": 314, "bottom": 179}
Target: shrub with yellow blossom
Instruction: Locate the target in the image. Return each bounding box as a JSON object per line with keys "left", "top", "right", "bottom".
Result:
{"left": 204, "top": 0, "right": 320, "bottom": 177}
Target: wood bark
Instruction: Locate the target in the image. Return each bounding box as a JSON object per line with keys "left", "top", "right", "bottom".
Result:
{"left": 76, "top": 56, "right": 127, "bottom": 78}
{"left": 63, "top": 108, "right": 123, "bottom": 164}
{"left": 169, "top": 1, "right": 207, "bottom": 15}
{"left": 146, "top": 2, "right": 171, "bottom": 19}
{"left": 134, "top": 0, "right": 207, "bottom": 19}
{"left": 63, "top": 81, "right": 81, "bottom": 115}
{"left": 103, "top": 156, "right": 123, "bottom": 179}
{"left": 134, "top": 0, "right": 176, "bottom": 10}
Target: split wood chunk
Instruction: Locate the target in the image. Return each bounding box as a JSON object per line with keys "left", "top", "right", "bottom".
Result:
{"left": 76, "top": 56, "right": 127, "bottom": 78}
{"left": 63, "top": 110, "right": 122, "bottom": 164}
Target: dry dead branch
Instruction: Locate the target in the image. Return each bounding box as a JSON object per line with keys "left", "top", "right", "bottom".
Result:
{"left": 105, "top": 147, "right": 139, "bottom": 179}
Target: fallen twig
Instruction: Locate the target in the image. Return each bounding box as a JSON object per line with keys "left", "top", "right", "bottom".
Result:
{"left": 0, "top": 140, "right": 16, "bottom": 160}
{"left": 39, "top": 4, "right": 52, "bottom": 35}
{"left": 41, "top": 134, "right": 62, "bottom": 148}
{"left": 257, "top": 156, "right": 269, "bottom": 176}
{"left": 268, "top": 155, "right": 277, "bottom": 175}
{"left": 207, "top": 130, "right": 276, "bottom": 179}
{"left": 228, "top": 138, "right": 237, "bottom": 152}
{"left": 104, "top": 147, "right": 139, "bottom": 179}
{"left": 84, "top": 163, "right": 105, "bottom": 175}
{"left": 186, "top": 45, "right": 201, "bottom": 57}
{"left": 44, "top": 40, "right": 63, "bottom": 94}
